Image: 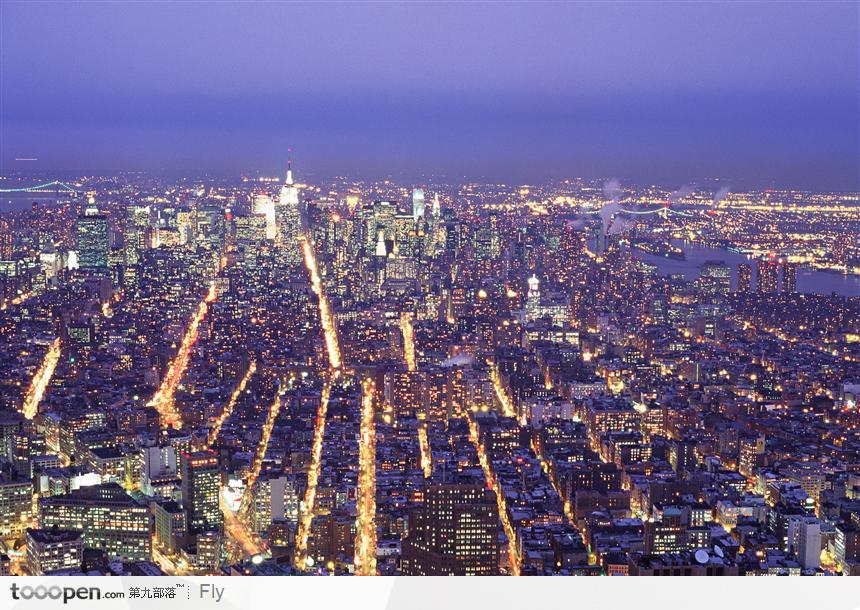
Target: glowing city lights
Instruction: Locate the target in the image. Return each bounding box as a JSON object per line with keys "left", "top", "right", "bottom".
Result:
{"left": 149, "top": 281, "right": 217, "bottom": 428}
{"left": 302, "top": 237, "right": 342, "bottom": 370}
{"left": 208, "top": 361, "right": 257, "bottom": 447}
{"left": 354, "top": 378, "right": 378, "bottom": 576}
{"left": 21, "top": 337, "right": 61, "bottom": 420}
{"left": 295, "top": 380, "right": 333, "bottom": 570}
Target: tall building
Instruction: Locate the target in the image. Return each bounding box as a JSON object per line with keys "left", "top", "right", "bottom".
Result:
{"left": 756, "top": 257, "right": 779, "bottom": 293}
{"left": 125, "top": 205, "right": 151, "bottom": 266}
{"left": 38, "top": 483, "right": 151, "bottom": 561}
{"left": 76, "top": 198, "right": 109, "bottom": 272}
{"left": 781, "top": 261, "right": 797, "bottom": 293}
{"left": 0, "top": 219, "right": 12, "bottom": 260}
{"left": 180, "top": 450, "right": 222, "bottom": 532}
{"left": 0, "top": 476, "right": 33, "bottom": 537}
{"left": 412, "top": 188, "right": 425, "bottom": 221}
{"left": 401, "top": 484, "right": 499, "bottom": 575}
{"left": 736, "top": 263, "right": 752, "bottom": 293}
{"left": 253, "top": 194, "right": 276, "bottom": 240}
{"left": 525, "top": 274, "right": 541, "bottom": 321}
{"left": 698, "top": 260, "right": 731, "bottom": 295}
{"left": 276, "top": 159, "right": 302, "bottom": 264}
{"left": 787, "top": 516, "right": 821, "bottom": 570}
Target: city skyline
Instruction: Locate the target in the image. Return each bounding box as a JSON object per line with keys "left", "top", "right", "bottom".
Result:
{"left": 1, "top": 1, "right": 859, "bottom": 588}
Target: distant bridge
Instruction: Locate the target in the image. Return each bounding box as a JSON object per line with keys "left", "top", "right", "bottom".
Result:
{"left": 0, "top": 180, "right": 78, "bottom": 194}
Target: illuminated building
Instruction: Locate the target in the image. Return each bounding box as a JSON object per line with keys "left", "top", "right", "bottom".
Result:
{"left": 38, "top": 483, "right": 151, "bottom": 561}
{"left": 125, "top": 205, "right": 152, "bottom": 266}
{"left": 401, "top": 484, "right": 499, "bottom": 575}
{"left": 25, "top": 527, "right": 83, "bottom": 575}
{"left": 738, "top": 434, "right": 765, "bottom": 479}
{"left": 253, "top": 194, "right": 277, "bottom": 240}
{"left": 668, "top": 439, "right": 697, "bottom": 475}
{"left": 781, "top": 261, "right": 797, "bottom": 293}
{"left": 737, "top": 263, "right": 752, "bottom": 293}
{"left": 179, "top": 450, "right": 222, "bottom": 532}
{"left": 152, "top": 499, "right": 186, "bottom": 555}
{"left": 75, "top": 198, "right": 109, "bottom": 272}
{"left": 412, "top": 188, "right": 425, "bottom": 221}
{"left": 276, "top": 159, "right": 302, "bottom": 263}
{"left": 786, "top": 515, "right": 820, "bottom": 570}
{"left": 756, "top": 257, "right": 779, "bottom": 293}
{"left": 251, "top": 474, "right": 300, "bottom": 533}
{"left": 0, "top": 218, "right": 12, "bottom": 260}
{"left": 698, "top": 260, "right": 730, "bottom": 295}
{"left": 644, "top": 508, "right": 687, "bottom": 554}
{"left": 0, "top": 477, "right": 33, "bottom": 537}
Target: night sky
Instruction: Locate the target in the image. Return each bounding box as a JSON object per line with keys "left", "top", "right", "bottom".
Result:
{"left": 1, "top": 2, "right": 858, "bottom": 189}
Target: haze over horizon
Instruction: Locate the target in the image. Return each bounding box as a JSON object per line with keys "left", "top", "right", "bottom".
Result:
{"left": 1, "top": 2, "right": 858, "bottom": 190}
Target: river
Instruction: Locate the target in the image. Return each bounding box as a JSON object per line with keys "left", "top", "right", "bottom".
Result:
{"left": 636, "top": 240, "right": 859, "bottom": 297}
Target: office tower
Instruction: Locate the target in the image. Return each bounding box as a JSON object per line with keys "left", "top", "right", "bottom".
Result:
{"left": 179, "top": 450, "right": 222, "bottom": 532}
{"left": 698, "top": 260, "right": 730, "bottom": 295}
{"left": 253, "top": 194, "right": 277, "bottom": 240}
{"left": 756, "top": 257, "right": 779, "bottom": 293}
{"left": 781, "top": 261, "right": 797, "bottom": 293}
{"left": 738, "top": 434, "right": 765, "bottom": 478}
{"left": 276, "top": 159, "right": 302, "bottom": 264}
{"left": 234, "top": 213, "right": 268, "bottom": 263}
{"left": 525, "top": 274, "right": 540, "bottom": 321}
{"left": 125, "top": 205, "right": 151, "bottom": 266}
{"left": 412, "top": 188, "right": 425, "bottom": 221}
{"left": 76, "top": 198, "right": 109, "bottom": 272}
{"left": 0, "top": 219, "right": 12, "bottom": 260}
{"left": 787, "top": 516, "right": 821, "bottom": 570}
{"left": 737, "top": 263, "right": 752, "bottom": 293}
{"left": 401, "top": 484, "right": 499, "bottom": 575}
{"left": 251, "top": 474, "right": 300, "bottom": 533}
{"left": 644, "top": 508, "right": 688, "bottom": 554}
{"left": 38, "top": 483, "right": 151, "bottom": 561}
{"left": 176, "top": 208, "right": 198, "bottom": 245}
{"left": 141, "top": 444, "right": 178, "bottom": 497}
{"left": 25, "top": 527, "right": 83, "bottom": 575}
{"left": 152, "top": 499, "right": 187, "bottom": 555}
{"left": 0, "top": 476, "right": 33, "bottom": 537}
{"left": 669, "top": 440, "right": 697, "bottom": 476}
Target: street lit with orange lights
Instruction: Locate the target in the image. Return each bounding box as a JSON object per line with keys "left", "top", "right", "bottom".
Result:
{"left": 354, "top": 378, "right": 378, "bottom": 576}
{"left": 21, "top": 337, "right": 61, "bottom": 420}
{"left": 208, "top": 360, "right": 257, "bottom": 447}
{"left": 303, "top": 236, "right": 342, "bottom": 370}
{"left": 149, "top": 281, "right": 217, "bottom": 428}
{"left": 489, "top": 362, "right": 517, "bottom": 419}
{"left": 295, "top": 380, "right": 332, "bottom": 570}
{"left": 467, "top": 413, "right": 521, "bottom": 576}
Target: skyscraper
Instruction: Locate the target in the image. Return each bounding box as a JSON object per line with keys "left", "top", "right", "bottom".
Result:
{"left": 0, "top": 219, "right": 12, "bottom": 260}
{"left": 276, "top": 159, "right": 302, "bottom": 264}
{"left": 401, "top": 484, "right": 499, "bottom": 575}
{"left": 179, "top": 450, "right": 222, "bottom": 532}
{"left": 756, "top": 257, "right": 779, "bottom": 293}
{"left": 737, "top": 263, "right": 752, "bottom": 293}
{"left": 76, "top": 198, "right": 109, "bottom": 272}
{"left": 781, "top": 261, "right": 797, "bottom": 293}
{"left": 699, "top": 260, "right": 731, "bottom": 295}
{"left": 412, "top": 188, "right": 425, "bottom": 221}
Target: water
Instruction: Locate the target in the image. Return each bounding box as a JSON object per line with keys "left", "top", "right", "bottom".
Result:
{"left": 637, "top": 240, "right": 860, "bottom": 297}
{"left": 0, "top": 191, "right": 65, "bottom": 212}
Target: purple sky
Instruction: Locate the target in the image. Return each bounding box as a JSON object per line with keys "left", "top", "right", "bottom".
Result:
{"left": 1, "top": 2, "right": 858, "bottom": 188}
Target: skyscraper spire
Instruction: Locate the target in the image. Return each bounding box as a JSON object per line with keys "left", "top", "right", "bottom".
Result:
{"left": 286, "top": 152, "right": 294, "bottom": 186}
